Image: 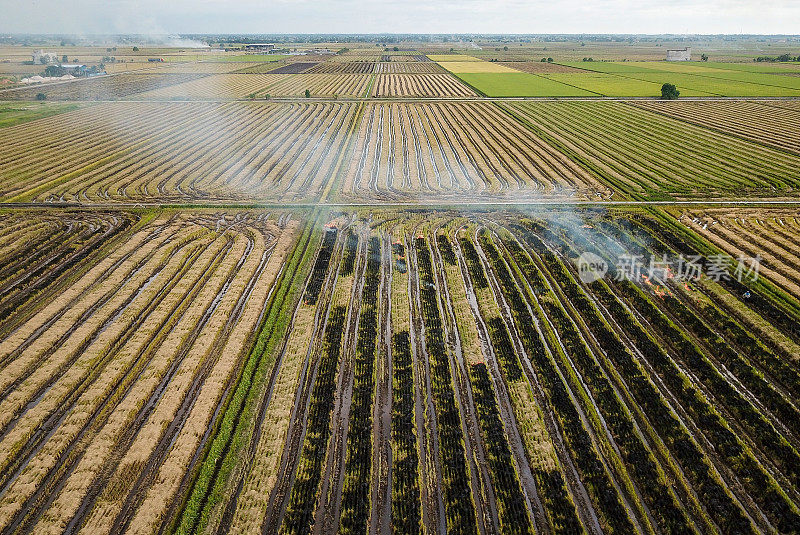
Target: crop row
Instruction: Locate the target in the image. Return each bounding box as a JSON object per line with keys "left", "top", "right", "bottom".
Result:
{"left": 2, "top": 102, "right": 358, "bottom": 203}
{"left": 521, "top": 210, "right": 800, "bottom": 532}
{"left": 0, "top": 212, "right": 136, "bottom": 333}
{"left": 454, "top": 230, "right": 582, "bottom": 533}
{"left": 132, "top": 73, "right": 292, "bottom": 99}
{"left": 468, "top": 363, "right": 532, "bottom": 534}
{"left": 281, "top": 303, "right": 348, "bottom": 533}
{"left": 339, "top": 237, "right": 382, "bottom": 533}
{"left": 0, "top": 211, "right": 297, "bottom": 535}
{"left": 503, "top": 101, "right": 800, "bottom": 199}
{"left": 475, "top": 231, "right": 635, "bottom": 533}
{"left": 371, "top": 74, "right": 476, "bottom": 98}
{"left": 413, "top": 236, "right": 477, "bottom": 534}
{"left": 630, "top": 100, "right": 800, "bottom": 154}
{"left": 375, "top": 62, "right": 447, "bottom": 74}
{"left": 343, "top": 102, "right": 606, "bottom": 202}
{"left": 0, "top": 73, "right": 208, "bottom": 100}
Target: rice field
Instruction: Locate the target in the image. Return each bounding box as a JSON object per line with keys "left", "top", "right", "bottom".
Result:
{"left": 0, "top": 102, "right": 359, "bottom": 203}
{"left": 0, "top": 209, "right": 301, "bottom": 535}
{"left": 341, "top": 102, "right": 609, "bottom": 202}
{"left": 370, "top": 74, "right": 476, "bottom": 98}
{"left": 167, "top": 207, "right": 800, "bottom": 535}
{"left": 2, "top": 41, "right": 800, "bottom": 535}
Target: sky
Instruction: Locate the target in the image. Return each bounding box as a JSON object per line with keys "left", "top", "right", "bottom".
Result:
{"left": 1, "top": 0, "right": 799, "bottom": 35}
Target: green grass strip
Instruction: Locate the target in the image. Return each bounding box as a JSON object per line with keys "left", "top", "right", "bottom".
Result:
{"left": 172, "top": 212, "right": 321, "bottom": 535}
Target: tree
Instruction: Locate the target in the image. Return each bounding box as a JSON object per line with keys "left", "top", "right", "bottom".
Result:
{"left": 547, "top": 57, "right": 553, "bottom": 63}
{"left": 701, "top": 53, "right": 708, "bottom": 61}
{"left": 44, "top": 65, "right": 65, "bottom": 77}
{"left": 503, "top": 46, "right": 508, "bottom": 51}
{"left": 132, "top": 46, "right": 139, "bottom": 52}
{"left": 661, "top": 83, "right": 680, "bottom": 100}
{"left": 35, "top": 93, "right": 46, "bottom": 101}
{"left": 264, "top": 94, "right": 271, "bottom": 100}
{"left": 393, "top": 46, "right": 399, "bottom": 52}
{"left": 304, "top": 89, "right": 311, "bottom": 98}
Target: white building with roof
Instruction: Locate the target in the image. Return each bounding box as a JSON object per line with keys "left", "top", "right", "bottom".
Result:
{"left": 666, "top": 47, "right": 691, "bottom": 61}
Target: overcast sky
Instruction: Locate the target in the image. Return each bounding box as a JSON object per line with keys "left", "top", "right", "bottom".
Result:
{"left": 2, "top": 0, "right": 799, "bottom": 35}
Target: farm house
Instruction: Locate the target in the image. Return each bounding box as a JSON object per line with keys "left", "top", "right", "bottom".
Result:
{"left": 243, "top": 43, "right": 276, "bottom": 53}
{"left": 666, "top": 47, "right": 692, "bottom": 61}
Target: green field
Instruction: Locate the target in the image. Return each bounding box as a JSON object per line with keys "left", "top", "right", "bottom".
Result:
{"left": 541, "top": 73, "right": 713, "bottom": 97}
{"left": 456, "top": 72, "right": 595, "bottom": 96}
{"left": 558, "top": 60, "right": 800, "bottom": 96}
{"left": 0, "top": 101, "right": 84, "bottom": 128}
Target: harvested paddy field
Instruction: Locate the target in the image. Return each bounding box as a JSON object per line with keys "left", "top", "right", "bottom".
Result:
{"left": 374, "top": 62, "right": 447, "bottom": 74}
{"left": 0, "top": 73, "right": 209, "bottom": 100}
{"left": 629, "top": 100, "right": 800, "bottom": 153}
{"left": 0, "top": 209, "right": 302, "bottom": 535}
{"left": 163, "top": 207, "right": 800, "bottom": 535}
{"left": 3, "top": 40, "right": 800, "bottom": 535}
{"left": 370, "top": 74, "right": 476, "bottom": 97}
{"left": 0, "top": 101, "right": 359, "bottom": 203}
{"left": 131, "top": 74, "right": 290, "bottom": 99}
{"left": 341, "top": 102, "right": 610, "bottom": 202}
{"left": 502, "top": 100, "right": 800, "bottom": 199}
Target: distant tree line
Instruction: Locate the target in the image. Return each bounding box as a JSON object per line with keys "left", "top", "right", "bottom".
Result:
{"left": 754, "top": 53, "right": 799, "bottom": 62}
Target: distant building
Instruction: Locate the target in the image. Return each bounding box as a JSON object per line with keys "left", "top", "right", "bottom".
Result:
{"left": 666, "top": 47, "right": 692, "bottom": 61}
{"left": 32, "top": 49, "right": 59, "bottom": 64}
{"left": 61, "top": 64, "right": 86, "bottom": 75}
{"left": 243, "top": 43, "right": 275, "bottom": 53}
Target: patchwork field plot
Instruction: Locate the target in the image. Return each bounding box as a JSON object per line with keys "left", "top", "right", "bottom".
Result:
{"left": 457, "top": 72, "right": 595, "bottom": 97}
{"left": 258, "top": 74, "right": 372, "bottom": 97}
{"left": 341, "top": 102, "right": 609, "bottom": 202}
{"left": 149, "top": 62, "right": 263, "bottom": 74}
{"left": 0, "top": 73, "right": 209, "bottom": 100}
{"left": 0, "top": 209, "right": 302, "bottom": 535}
{"left": 165, "top": 207, "right": 800, "bottom": 535}
{"left": 370, "top": 74, "right": 476, "bottom": 97}
{"left": 438, "top": 61, "right": 521, "bottom": 74}
{"left": 374, "top": 61, "right": 447, "bottom": 74}
{"left": 539, "top": 72, "right": 708, "bottom": 97}
{"left": 427, "top": 55, "right": 482, "bottom": 62}
{"left": 502, "top": 62, "right": 586, "bottom": 74}
{"left": 0, "top": 101, "right": 359, "bottom": 203}
{"left": 502, "top": 100, "right": 800, "bottom": 199}
{"left": 676, "top": 207, "right": 800, "bottom": 296}
{"left": 132, "top": 73, "right": 290, "bottom": 99}
{"left": 305, "top": 62, "right": 375, "bottom": 74}
{"left": 558, "top": 61, "right": 800, "bottom": 97}
{"left": 630, "top": 100, "right": 800, "bottom": 153}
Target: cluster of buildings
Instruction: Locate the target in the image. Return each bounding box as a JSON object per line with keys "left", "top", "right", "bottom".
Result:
{"left": 31, "top": 49, "right": 87, "bottom": 75}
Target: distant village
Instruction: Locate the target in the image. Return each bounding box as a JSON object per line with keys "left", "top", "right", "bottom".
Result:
{"left": 21, "top": 49, "right": 105, "bottom": 84}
